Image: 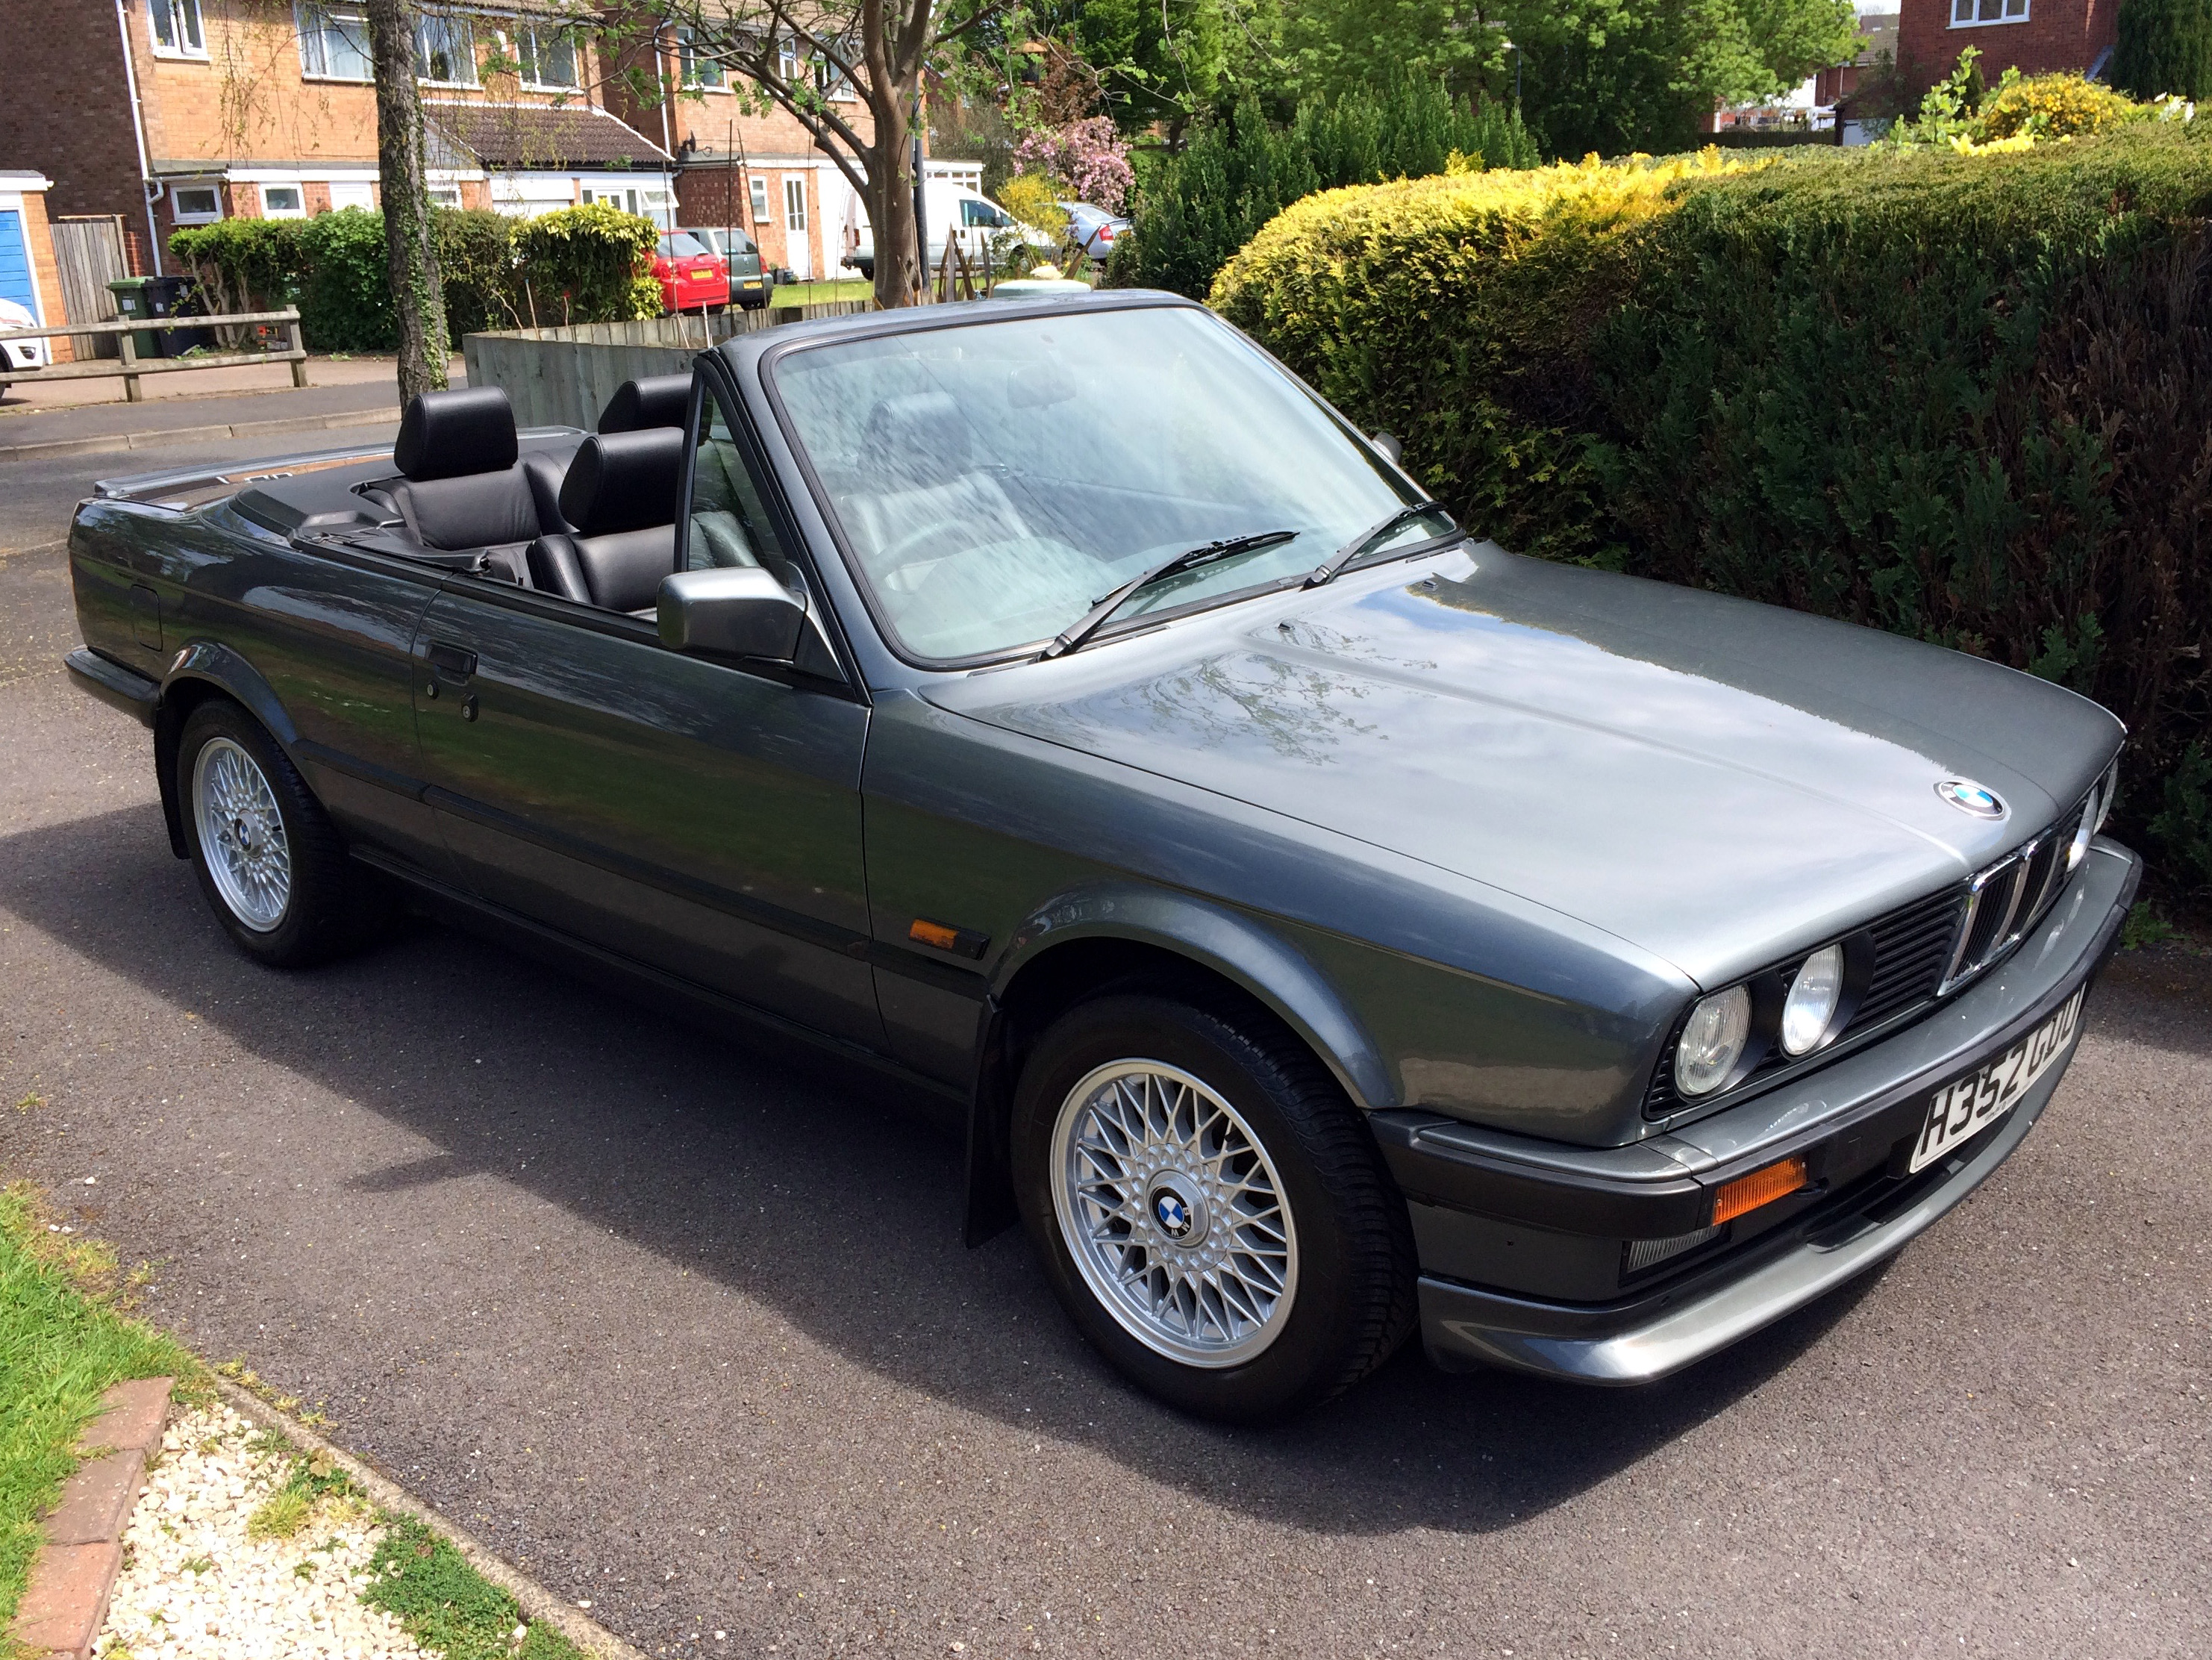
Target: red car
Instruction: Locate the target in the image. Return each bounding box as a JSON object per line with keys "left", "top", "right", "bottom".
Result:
{"left": 652, "top": 231, "right": 729, "bottom": 313}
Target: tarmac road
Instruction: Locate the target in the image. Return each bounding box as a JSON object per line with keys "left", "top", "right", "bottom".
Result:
{"left": 1, "top": 476, "right": 2208, "bottom": 1659}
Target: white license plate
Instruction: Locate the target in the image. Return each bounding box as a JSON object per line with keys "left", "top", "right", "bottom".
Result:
{"left": 1908, "top": 988, "right": 2084, "bottom": 1173}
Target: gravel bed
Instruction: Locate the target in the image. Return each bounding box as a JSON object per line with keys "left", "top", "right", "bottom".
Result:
{"left": 99, "top": 1403, "right": 429, "bottom": 1660}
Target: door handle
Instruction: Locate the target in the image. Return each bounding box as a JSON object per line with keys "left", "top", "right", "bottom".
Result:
{"left": 426, "top": 641, "right": 478, "bottom": 681}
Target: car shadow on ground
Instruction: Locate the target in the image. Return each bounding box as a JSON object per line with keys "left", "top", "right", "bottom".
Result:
{"left": 7, "top": 803, "right": 1905, "bottom": 1538}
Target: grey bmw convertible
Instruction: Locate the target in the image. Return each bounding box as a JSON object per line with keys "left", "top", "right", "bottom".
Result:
{"left": 64, "top": 291, "right": 2137, "bottom": 1420}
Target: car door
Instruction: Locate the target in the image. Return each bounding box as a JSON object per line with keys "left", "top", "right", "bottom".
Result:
{"left": 407, "top": 375, "right": 881, "bottom": 1048}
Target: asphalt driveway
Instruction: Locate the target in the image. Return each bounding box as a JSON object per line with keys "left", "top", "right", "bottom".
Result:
{"left": 1, "top": 486, "right": 2207, "bottom": 1658}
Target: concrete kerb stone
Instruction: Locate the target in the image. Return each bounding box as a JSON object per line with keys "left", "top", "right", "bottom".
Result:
{"left": 0, "top": 405, "right": 402, "bottom": 466}
{"left": 7, "top": 1376, "right": 173, "bottom": 1660}
{"left": 208, "top": 1378, "right": 653, "bottom": 1660}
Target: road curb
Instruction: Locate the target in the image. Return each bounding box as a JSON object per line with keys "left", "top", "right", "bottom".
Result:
{"left": 0, "top": 404, "right": 401, "bottom": 466}
{"left": 209, "top": 1379, "right": 652, "bottom": 1660}
{"left": 7, "top": 1377, "right": 173, "bottom": 1660}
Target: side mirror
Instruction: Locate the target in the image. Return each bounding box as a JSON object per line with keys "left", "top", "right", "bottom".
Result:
{"left": 1370, "top": 431, "right": 1405, "bottom": 464}
{"left": 658, "top": 567, "right": 806, "bottom": 661}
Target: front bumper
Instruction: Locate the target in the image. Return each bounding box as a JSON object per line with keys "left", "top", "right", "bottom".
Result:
{"left": 1385, "top": 840, "right": 2140, "bottom": 1384}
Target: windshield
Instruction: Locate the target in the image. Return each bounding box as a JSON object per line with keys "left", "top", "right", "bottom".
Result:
{"left": 660, "top": 232, "right": 712, "bottom": 258}
{"left": 770, "top": 305, "right": 1443, "bottom": 661}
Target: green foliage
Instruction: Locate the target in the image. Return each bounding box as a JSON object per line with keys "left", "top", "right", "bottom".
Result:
{"left": 996, "top": 173, "right": 1071, "bottom": 240}
{"left": 2150, "top": 743, "right": 2212, "bottom": 893}
{"left": 2119, "top": 899, "right": 2182, "bottom": 948}
{"left": 363, "top": 1515, "right": 584, "bottom": 1660}
{"left": 2113, "top": 0, "right": 2212, "bottom": 101}
{"left": 0, "top": 1183, "right": 196, "bottom": 1629}
{"left": 173, "top": 208, "right": 519, "bottom": 352}
{"left": 1279, "top": 0, "right": 1863, "bottom": 160}
{"left": 1893, "top": 52, "right": 2150, "bottom": 149}
{"left": 1213, "top": 125, "right": 2212, "bottom": 884}
{"left": 512, "top": 203, "right": 662, "bottom": 327}
{"left": 1116, "top": 75, "right": 1540, "bottom": 298}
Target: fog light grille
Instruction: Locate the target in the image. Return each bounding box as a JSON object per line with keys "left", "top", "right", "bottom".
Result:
{"left": 1622, "top": 1223, "right": 1725, "bottom": 1277}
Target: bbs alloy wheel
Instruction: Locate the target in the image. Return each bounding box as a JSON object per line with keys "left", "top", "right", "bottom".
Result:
{"left": 1051, "top": 1060, "right": 1299, "bottom": 1367}
{"left": 191, "top": 735, "right": 293, "bottom": 932}
{"left": 1014, "top": 993, "right": 1416, "bottom": 1421}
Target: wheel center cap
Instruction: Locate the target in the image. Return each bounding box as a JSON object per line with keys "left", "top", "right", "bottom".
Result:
{"left": 1146, "top": 1173, "right": 1207, "bottom": 1248}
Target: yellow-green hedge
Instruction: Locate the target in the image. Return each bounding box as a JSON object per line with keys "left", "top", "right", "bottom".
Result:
{"left": 1211, "top": 130, "right": 2212, "bottom": 893}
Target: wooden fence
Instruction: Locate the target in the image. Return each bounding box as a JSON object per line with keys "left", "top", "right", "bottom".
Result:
{"left": 0, "top": 308, "right": 307, "bottom": 400}
{"left": 49, "top": 216, "right": 130, "bottom": 361}
{"left": 465, "top": 302, "right": 871, "bottom": 431}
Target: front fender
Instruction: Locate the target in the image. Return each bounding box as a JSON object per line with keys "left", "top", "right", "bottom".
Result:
{"left": 996, "top": 881, "right": 1395, "bottom": 1111}
{"left": 151, "top": 642, "right": 302, "bottom": 858}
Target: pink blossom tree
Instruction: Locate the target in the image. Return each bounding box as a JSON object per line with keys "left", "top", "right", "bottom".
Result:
{"left": 1011, "top": 116, "right": 1136, "bottom": 213}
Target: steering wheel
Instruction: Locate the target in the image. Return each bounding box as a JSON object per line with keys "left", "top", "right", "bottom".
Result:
{"left": 876, "top": 517, "right": 978, "bottom": 583}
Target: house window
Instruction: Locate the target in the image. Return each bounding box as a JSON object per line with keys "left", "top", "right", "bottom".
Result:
{"left": 296, "top": 3, "right": 372, "bottom": 80}
{"left": 776, "top": 35, "right": 799, "bottom": 84}
{"left": 415, "top": 13, "right": 476, "bottom": 84}
{"left": 427, "top": 184, "right": 464, "bottom": 209}
{"left": 1951, "top": 0, "right": 2028, "bottom": 22}
{"left": 149, "top": 0, "right": 207, "bottom": 57}
{"left": 679, "top": 27, "right": 725, "bottom": 88}
{"left": 749, "top": 175, "right": 769, "bottom": 222}
{"left": 260, "top": 184, "right": 307, "bottom": 218}
{"left": 514, "top": 22, "right": 577, "bottom": 90}
{"left": 815, "top": 50, "right": 853, "bottom": 102}
{"left": 171, "top": 184, "right": 222, "bottom": 223}
{"left": 328, "top": 180, "right": 375, "bottom": 210}
{"left": 784, "top": 176, "right": 807, "bottom": 233}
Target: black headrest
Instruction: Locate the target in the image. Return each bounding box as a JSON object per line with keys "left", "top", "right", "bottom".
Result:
{"left": 599, "top": 374, "right": 693, "bottom": 434}
{"left": 395, "top": 387, "right": 519, "bottom": 481}
{"left": 863, "top": 393, "right": 971, "bottom": 484}
{"left": 557, "top": 428, "right": 687, "bottom": 537}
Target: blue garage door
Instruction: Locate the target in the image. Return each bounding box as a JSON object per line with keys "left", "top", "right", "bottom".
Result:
{"left": 0, "top": 209, "right": 37, "bottom": 314}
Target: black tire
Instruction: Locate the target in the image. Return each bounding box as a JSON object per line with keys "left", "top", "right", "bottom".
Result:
{"left": 1013, "top": 992, "right": 1416, "bottom": 1421}
{"left": 175, "top": 699, "right": 388, "bottom": 967}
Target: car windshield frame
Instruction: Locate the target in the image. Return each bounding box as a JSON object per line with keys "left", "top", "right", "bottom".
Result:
{"left": 756, "top": 296, "right": 1454, "bottom": 673}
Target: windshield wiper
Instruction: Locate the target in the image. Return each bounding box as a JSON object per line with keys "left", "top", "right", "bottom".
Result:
{"left": 1304, "top": 503, "right": 1456, "bottom": 588}
{"left": 1039, "top": 529, "right": 1299, "bottom": 660}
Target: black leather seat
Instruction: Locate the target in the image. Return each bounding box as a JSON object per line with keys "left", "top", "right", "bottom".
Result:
{"left": 598, "top": 373, "right": 692, "bottom": 434}
{"left": 525, "top": 428, "right": 687, "bottom": 613}
{"left": 384, "top": 388, "right": 545, "bottom": 575}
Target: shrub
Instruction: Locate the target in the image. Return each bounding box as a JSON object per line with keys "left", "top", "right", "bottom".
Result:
{"left": 2113, "top": 0, "right": 2212, "bottom": 101}
{"left": 1979, "top": 72, "right": 2143, "bottom": 139}
{"left": 512, "top": 203, "right": 660, "bottom": 325}
{"left": 996, "top": 172, "right": 1070, "bottom": 241}
{"left": 292, "top": 208, "right": 518, "bottom": 352}
{"left": 167, "top": 218, "right": 307, "bottom": 315}
{"left": 1011, "top": 116, "right": 1135, "bottom": 214}
{"left": 1212, "top": 125, "right": 2212, "bottom": 890}
{"left": 1114, "top": 76, "right": 1540, "bottom": 299}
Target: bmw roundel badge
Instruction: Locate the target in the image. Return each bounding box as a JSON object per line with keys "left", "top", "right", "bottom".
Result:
{"left": 1935, "top": 778, "right": 2007, "bottom": 820}
{"left": 1155, "top": 1192, "right": 1191, "bottom": 1238}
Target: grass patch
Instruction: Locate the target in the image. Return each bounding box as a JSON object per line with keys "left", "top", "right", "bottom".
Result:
{"left": 363, "top": 1516, "right": 584, "bottom": 1660}
{"left": 770, "top": 278, "right": 872, "bottom": 307}
{"left": 247, "top": 1450, "right": 366, "bottom": 1541}
{"left": 0, "top": 1182, "right": 197, "bottom": 1629}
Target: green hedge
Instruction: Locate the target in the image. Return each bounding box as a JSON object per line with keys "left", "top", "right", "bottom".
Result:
{"left": 1112, "top": 78, "right": 1540, "bottom": 300}
{"left": 1213, "top": 129, "right": 2212, "bottom": 892}
{"left": 169, "top": 202, "right": 659, "bottom": 351}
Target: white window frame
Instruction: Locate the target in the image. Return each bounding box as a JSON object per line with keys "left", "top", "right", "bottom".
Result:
{"left": 296, "top": 2, "right": 372, "bottom": 81}
{"left": 328, "top": 179, "right": 377, "bottom": 210}
{"left": 776, "top": 35, "right": 799, "bottom": 84}
{"left": 149, "top": 0, "right": 208, "bottom": 59}
{"left": 784, "top": 175, "right": 807, "bottom": 233}
{"left": 1949, "top": 0, "right": 2029, "bottom": 25}
{"left": 513, "top": 20, "right": 579, "bottom": 91}
{"left": 415, "top": 13, "right": 478, "bottom": 86}
{"left": 426, "top": 183, "right": 465, "bottom": 209}
{"left": 749, "top": 175, "right": 770, "bottom": 223}
{"left": 678, "top": 25, "right": 726, "bottom": 89}
{"left": 170, "top": 183, "right": 222, "bottom": 223}
{"left": 259, "top": 181, "right": 308, "bottom": 219}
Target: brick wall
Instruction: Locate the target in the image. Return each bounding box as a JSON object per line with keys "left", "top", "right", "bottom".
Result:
{"left": 0, "top": 0, "right": 150, "bottom": 239}
{"left": 1899, "top": 0, "right": 2119, "bottom": 97}
{"left": 13, "top": 187, "right": 75, "bottom": 363}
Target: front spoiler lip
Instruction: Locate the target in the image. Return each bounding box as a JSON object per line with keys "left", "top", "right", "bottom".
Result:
{"left": 1415, "top": 841, "right": 2140, "bottom": 1385}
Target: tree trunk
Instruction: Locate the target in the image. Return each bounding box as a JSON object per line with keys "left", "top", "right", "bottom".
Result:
{"left": 365, "top": 0, "right": 449, "bottom": 399}
{"left": 866, "top": 93, "right": 920, "bottom": 308}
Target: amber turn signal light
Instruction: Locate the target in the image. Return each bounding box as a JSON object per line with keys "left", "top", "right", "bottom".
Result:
{"left": 1710, "top": 1155, "right": 1808, "bottom": 1226}
{"left": 909, "top": 918, "right": 960, "bottom": 951}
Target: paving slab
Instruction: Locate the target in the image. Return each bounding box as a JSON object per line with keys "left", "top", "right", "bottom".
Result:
{"left": 76, "top": 1376, "right": 175, "bottom": 1455}
{"left": 10, "top": 1541, "right": 122, "bottom": 1658}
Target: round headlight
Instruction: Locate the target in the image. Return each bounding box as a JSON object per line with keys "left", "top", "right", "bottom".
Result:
{"left": 1675, "top": 985, "right": 1752, "bottom": 1097}
{"left": 2066, "top": 794, "right": 2097, "bottom": 871}
{"left": 1780, "top": 943, "right": 1845, "bottom": 1055}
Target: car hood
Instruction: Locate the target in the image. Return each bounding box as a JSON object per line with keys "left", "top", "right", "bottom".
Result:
{"left": 920, "top": 543, "right": 2122, "bottom": 986}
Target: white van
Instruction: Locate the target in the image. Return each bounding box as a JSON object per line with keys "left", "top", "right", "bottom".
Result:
{"left": 846, "top": 178, "right": 1053, "bottom": 281}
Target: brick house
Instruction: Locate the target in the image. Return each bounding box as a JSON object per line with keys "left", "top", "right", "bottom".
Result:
{"left": 0, "top": 1, "right": 874, "bottom": 283}
{"left": 0, "top": 170, "right": 75, "bottom": 361}
{"left": 1896, "top": 0, "right": 2119, "bottom": 99}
